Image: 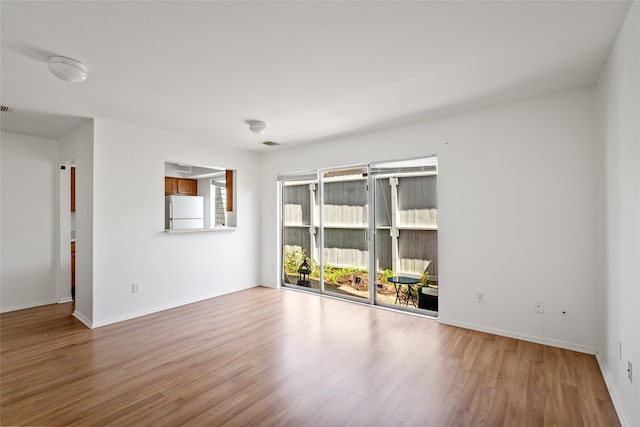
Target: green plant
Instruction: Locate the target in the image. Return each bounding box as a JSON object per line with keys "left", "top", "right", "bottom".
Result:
{"left": 324, "top": 265, "right": 340, "bottom": 285}
{"left": 284, "top": 252, "right": 372, "bottom": 286}
{"left": 420, "top": 270, "right": 430, "bottom": 286}
{"left": 283, "top": 248, "right": 309, "bottom": 274}
{"left": 314, "top": 265, "right": 367, "bottom": 285}
{"left": 381, "top": 269, "right": 394, "bottom": 284}
{"left": 311, "top": 263, "right": 321, "bottom": 279}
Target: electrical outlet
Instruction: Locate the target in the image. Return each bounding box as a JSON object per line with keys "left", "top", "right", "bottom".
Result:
{"left": 477, "top": 293, "right": 485, "bottom": 303}
{"left": 534, "top": 301, "right": 544, "bottom": 313}
{"left": 132, "top": 283, "right": 140, "bottom": 293}
{"left": 628, "top": 361, "right": 633, "bottom": 383}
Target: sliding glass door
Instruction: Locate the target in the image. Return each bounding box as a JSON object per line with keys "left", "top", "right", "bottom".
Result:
{"left": 280, "top": 157, "right": 438, "bottom": 315}
{"left": 320, "top": 166, "right": 370, "bottom": 302}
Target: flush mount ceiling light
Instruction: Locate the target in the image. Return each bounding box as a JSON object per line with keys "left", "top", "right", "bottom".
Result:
{"left": 48, "top": 56, "right": 88, "bottom": 83}
{"left": 247, "top": 120, "right": 267, "bottom": 135}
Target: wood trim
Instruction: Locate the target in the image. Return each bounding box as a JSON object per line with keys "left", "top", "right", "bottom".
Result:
{"left": 225, "top": 169, "right": 233, "bottom": 212}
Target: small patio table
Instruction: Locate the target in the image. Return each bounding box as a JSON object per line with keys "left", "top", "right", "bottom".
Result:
{"left": 388, "top": 276, "right": 420, "bottom": 307}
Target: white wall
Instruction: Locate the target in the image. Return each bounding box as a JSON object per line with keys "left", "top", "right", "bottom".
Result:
{"left": 260, "top": 88, "right": 600, "bottom": 353}
{"left": 59, "top": 121, "right": 94, "bottom": 325}
{"left": 90, "top": 120, "right": 261, "bottom": 327}
{"left": 596, "top": 2, "right": 640, "bottom": 426}
{"left": 1, "top": 132, "right": 60, "bottom": 312}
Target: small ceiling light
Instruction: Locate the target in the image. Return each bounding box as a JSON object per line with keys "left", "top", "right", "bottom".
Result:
{"left": 48, "top": 56, "right": 88, "bottom": 83}
{"left": 247, "top": 120, "right": 267, "bottom": 134}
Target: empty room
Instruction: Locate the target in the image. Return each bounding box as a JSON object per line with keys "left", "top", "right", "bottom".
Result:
{"left": 1, "top": 1, "right": 638, "bottom": 426}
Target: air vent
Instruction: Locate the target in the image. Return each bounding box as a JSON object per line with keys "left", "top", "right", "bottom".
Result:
{"left": 0, "top": 106, "right": 9, "bottom": 112}
{"left": 261, "top": 141, "right": 280, "bottom": 147}
{"left": 175, "top": 164, "right": 192, "bottom": 173}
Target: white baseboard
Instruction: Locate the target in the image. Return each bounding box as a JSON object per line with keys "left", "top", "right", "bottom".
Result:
{"left": 437, "top": 317, "right": 597, "bottom": 355}
{"left": 72, "top": 310, "right": 93, "bottom": 328}
{"left": 90, "top": 284, "right": 257, "bottom": 329}
{"left": 1, "top": 299, "right": 58, "bottom": 313}
{"left": 58, "top": 297, "right": 73, "bottom": 304}
{"left": 596, "top": 353, "right": 633, "bottom": 427}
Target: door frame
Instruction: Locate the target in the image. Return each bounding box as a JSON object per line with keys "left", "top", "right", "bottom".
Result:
{"left": 58, "top": 162, "right": 73, "bottom": 303}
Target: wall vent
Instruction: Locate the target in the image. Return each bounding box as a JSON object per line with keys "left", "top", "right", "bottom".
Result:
{"left": 261, "top": 141, "right": 280, "bottom": 147}
{"left": 0, "top": 105, "right": 9, "bottom": 112}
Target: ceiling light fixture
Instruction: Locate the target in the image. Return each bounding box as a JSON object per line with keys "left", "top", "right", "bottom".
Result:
{"left": 48, "top": 56, "right": 88, "bottom": 83}
{"left": 247, "top": 120, "right": 267, "bottom": 134}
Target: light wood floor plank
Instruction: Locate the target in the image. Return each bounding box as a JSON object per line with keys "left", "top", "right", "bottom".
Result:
{"left": 1, "top": 287, "right": 620, "bottom": 426}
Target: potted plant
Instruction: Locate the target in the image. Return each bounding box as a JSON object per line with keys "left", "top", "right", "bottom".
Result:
{"left": 418, "top": 271, "right": 438, "bottom": 311}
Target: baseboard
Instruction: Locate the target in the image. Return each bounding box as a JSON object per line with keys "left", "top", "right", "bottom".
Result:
{"left": 58, "top": 297, "right": 73, "bottom": 304}
{"left": 596, "top": 353, "right": 633, "bottom": 427}
{"left": 437, "top": 318, "right": 597, "bottom": 355}
{"left": 72, "top": 310, "right": 93, "bottom": 329}
{"left": 90, "top": 284, "right": 258, "bottom": 329}
{"left": 1, "top": 299, "right": 58, "bottom": 313}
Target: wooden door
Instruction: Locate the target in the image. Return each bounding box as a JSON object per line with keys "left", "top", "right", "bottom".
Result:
{"left": 71, "top": 242, "right": 76, "bottom": 297}
{"left": 71, "top": 167, "right": 76, "bottom": 212}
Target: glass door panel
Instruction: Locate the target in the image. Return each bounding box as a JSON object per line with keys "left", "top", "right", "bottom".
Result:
{"left": 373, "top": 177, "right": 398, "bottom": 306}
{"left": 372, "top": 161, "right": 439, "bottom": 314}
{"left": 321, "top": 167, "right": 369, "bottom": 301}
{"left": 282, "top": 177, "right": 319, "bottom": 290}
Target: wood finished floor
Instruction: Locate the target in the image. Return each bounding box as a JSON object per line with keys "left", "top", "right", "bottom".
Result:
{"left": 1, "top": 287, "right": 619, "bottom": 426}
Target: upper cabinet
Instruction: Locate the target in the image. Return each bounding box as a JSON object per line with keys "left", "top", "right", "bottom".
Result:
{"left": 177, "top": 178, "right": 197, "bottom": 196}
{"left": 164, "top": 176, "right": 177, "bottom": 195}
{"left": 165, "top": 177, "right": 197, "bottom": 196}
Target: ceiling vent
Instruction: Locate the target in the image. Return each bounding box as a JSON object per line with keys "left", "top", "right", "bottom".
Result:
{"left": 0, "top": 105, "right": 9, "bottom": 112}
{"left": 175, "top": 164, "right": 192, "bottom": 173}
{"left": 261, "top": 141, "right": 280, "bottom": 147}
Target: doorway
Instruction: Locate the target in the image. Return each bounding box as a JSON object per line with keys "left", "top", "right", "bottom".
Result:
{"left": 58, "top": 163, "right": 75, "bottom": 303}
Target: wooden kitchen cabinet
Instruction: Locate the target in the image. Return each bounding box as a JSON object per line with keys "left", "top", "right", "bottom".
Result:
{"left": 71, "top": 167, "right": 76, "bottom": 212}
{"left": 165, "top": 177, "right": 178, "bottom": 195}
{"left": 165, "top": 177, "right": 197, "bottom": 196}
{"left": 177, "top": 178, "right": 197, "bottom": 195}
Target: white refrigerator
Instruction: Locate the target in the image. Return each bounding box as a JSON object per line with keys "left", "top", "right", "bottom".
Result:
{"left": 165, "top": 195, "right": 204, "bottom": 229}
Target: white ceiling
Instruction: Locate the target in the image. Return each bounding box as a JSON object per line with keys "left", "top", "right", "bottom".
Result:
{"left": 0, "top": 109, "right": 90, "bottom": 140}
{"left": 0, "top": 1, "right": 631, "bottom": 150}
